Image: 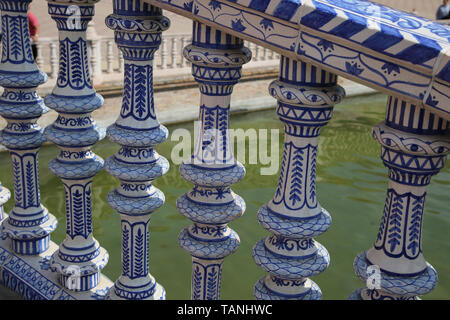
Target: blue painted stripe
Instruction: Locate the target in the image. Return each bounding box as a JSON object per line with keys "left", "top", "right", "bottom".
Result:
{"left": 273, "top": 0, "right": 302, "bottom": 21}
{"left": 399, "top": 99, "right": 406, "bottom": 126}
{"left": 362, "top": 24, "right": 403, "bottom": 52}
{"left": 292, "top": 60, "right": 298, "bottom": 82}
{"left": 114, "top": 0, "right": 156, "bottom": 16}
{"left": 311, "top": 65, "right": 317, "bottom": 83}
{"left": 197, "top": 22, "right": 201, "bottom": 42}
{"left": 205, "top": 25, "right": 211, "bottom": 44}
{"left": 328, "top": 11, "right": 367, "bottom": 39}
{"left": 248, "top": 0, "right": 271, "bottom": 12}
{"left": 284, "top": 57, "right": 290, "bottom": 80}
{"left": 301, "top": 61, "right": 307, "bottom": 81}
{"left": 408, "top": 104, "right": 416, "bottom": 129}
{"left": 226, "top": 33, "right": 232, "bottom": 45}
{"left": 395, "top": 35, "right": 441, "bottom": 65}
{"left": 301, "top": 1, "right": 337, "bottom": 30}
{"left": 392, "top": 96, "right": 398, "bottom": 123}
{"left": 215, "top": 29, "right": 221, "bottom": 45}
{"left": 428, "top": 112, "right": 435, "bottom": 130}
{"left": 417, "top": 107, "right": 425, "bottom": 130}
{"left": 437, "top": 61, "right": 450, "bottom": 83}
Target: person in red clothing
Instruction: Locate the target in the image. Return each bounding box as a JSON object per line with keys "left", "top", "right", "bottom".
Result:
{"left": 28, "top": 5, "right": 40, "bottom": 60}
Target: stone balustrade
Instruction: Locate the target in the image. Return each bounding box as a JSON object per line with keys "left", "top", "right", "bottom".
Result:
{"left": 0, "top": 0, "right": 448, "bottom": 301}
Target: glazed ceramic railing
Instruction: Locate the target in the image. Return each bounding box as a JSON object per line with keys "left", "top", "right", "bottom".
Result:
{"left": 33, "top": 33, "right": 279, "bottom": 83}
{"left": 0, "top": 0, "right": 449, "bottom": 301}
{"left": 144, "top": 0, "right": 450, "bottom": 301}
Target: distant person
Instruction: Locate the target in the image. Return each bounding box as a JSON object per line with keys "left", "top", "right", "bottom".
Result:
{"left": 436, "top": 0, "right": 450, "bottom": 20}
{"left": 28, "top": 5, "right": 39, "bottom": 60}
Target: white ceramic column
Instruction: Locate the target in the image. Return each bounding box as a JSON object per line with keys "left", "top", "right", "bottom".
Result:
{"left": 45, "top": 0, "right": 108, "bottom": 292}
{"left": 253, "top": 56, "right": 345, "bottom": 299}
{"left": 104, "top": 0, "right": 170, "bottom": 300}
{"left": 177, "top": 21, "right": 251, "bottom": 300}
{"left": 350, "top": 96, "right": 450, "bottom": 300}
{"left": 0, "top": 0, "right": 57, "bottom": 255}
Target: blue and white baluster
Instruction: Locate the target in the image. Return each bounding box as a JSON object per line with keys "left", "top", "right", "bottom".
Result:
{"left": 0, "top": 0, "right": 57, "bottom": 255}
{"left": 350, "top": 97, "right": 450, "bottom": 300}
{"left": 177, "top": 22, "right": 251, "bottom": 300}
{"left": 253, "top": 57, "right": 345, "bottom": 300}
{"left": 44, "top": 0, "right": 108, "bottom": 292}
{"left": 104, "top": 1, "right": 170, "bottom": 300}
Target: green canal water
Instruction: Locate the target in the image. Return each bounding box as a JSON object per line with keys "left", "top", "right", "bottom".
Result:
{"left": 0, "top": 93, "right": 449, "bottom": 300}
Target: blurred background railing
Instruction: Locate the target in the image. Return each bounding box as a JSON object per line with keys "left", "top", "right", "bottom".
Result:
{"left": 35, "top": 23, "right": 280, "bottom": 86}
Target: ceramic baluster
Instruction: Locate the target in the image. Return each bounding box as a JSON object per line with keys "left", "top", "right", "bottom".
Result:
{"left": 0, "top": 0, "right": 57, "bottom": 255}
{"left": 44, "top": 0, "right": 108, "bottom": 292}
{"left": 104, "top": 0, "right": 170, "bottom": 300}
{"left": 177, "top": 21, "right": 251, "bottom": 300}
{"left": 253, "top": 56, "right": 345, "bottom": 300}
{"left": 350, "top": 96, "right": 450, "bottom": 300}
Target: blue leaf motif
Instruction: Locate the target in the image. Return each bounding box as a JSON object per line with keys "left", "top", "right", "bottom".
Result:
{"left": 72, "top": 189, "right": 85, "bottom": 237}
{"left": 12, "top": 158, "right": 23, "bottom": 206}
{"left": 206, "top": 268, "right": 218, "bottom": 300}
{"left": 381, "top": 62, "right": 400, "bottom": 75}
{"left": 426, "top": 94, "right": 439, "bottom": 107}
{"left": 345, "top": 62, "right": 364, "bottom": 76}
{"left": 407, "top": 197, "right": 423, "bottom": 257}
{"left": 317, "top": 39, "right": 334, "bottom": 52}
{"left": 260, "top": 18, "right": 274, "bottom": 31}
{"left": 208, "top": 0, "right": 222, "bottom": 10}
{"left": 275, "top": 149, "right": 287, "bottom": 198}
{"left": 387, "top": 195, "right": 403, "bottom": 253}
{"left": 231, "top": 19, "right": 246, "bottom": 32}
{"left": 183, "top": 2, "right": 193, "bottom": 12}
{"left": 122, "top": 225, "right": 130, "bottom": 276}
{"left": 134, "top": 228, "right": 144, "bottom": 277}
{"left": 289, "top": 148, "right": 304, "bottom": 207}
{"left": 25, "top": 161, "right": 35, "bottom": 207}
{"left": 192, "top": 265, "right": 203, "bottom": 300}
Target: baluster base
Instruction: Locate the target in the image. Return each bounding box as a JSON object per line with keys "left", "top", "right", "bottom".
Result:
{"left": 50, "top": 245, "right": 109, "bottom": 292}
{"left": 59, "top": 273, "right": 100, "bottom": 293}
{"left": 107, "top": 278, "right": 166, "bottom": 300}
{"left": 0, "top": 237, "right": 114, "bottom": 300}
{"left": 2, "top": 211, "right": 57, "bottom": 255}
{"left": 351, "top": 252, "right": 437, "bottom": 300}
{"left": 10, "top": 236, "right": 50, "bottom": 256}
